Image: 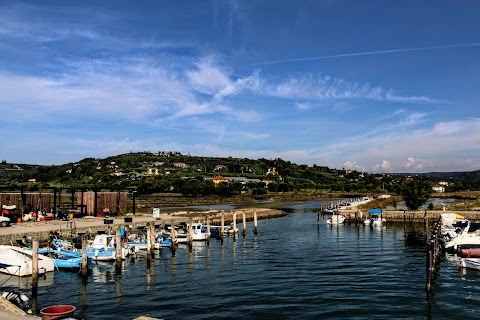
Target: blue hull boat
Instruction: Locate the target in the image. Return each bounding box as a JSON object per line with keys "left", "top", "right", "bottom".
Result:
{"left": 39, "top": 249, "right": 94, "bottom": 271}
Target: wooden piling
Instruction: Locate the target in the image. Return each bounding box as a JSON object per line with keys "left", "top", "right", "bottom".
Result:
{"left": 81, "top": 235, "right": 88, "bottom": 276}
{"left": 32, "top": 240, "right": 39, "bottom": 287}
{"left": 242, "top": 211, "right": 246, "bottom": 237}
{"left": 188, "top": 216, "right": 193, "bottom": 248}
{"left": 253, "top": 209, "right": 258, "bottom": 235}
{"left": 150, "top": 224, "right": 156, "bottom": 255}
{"left": 170, "top": 219, "right": 176, "bottom": 255}
{"left": 232, "top": 211, "right": 237, "bottom": 239}
{"left": 206, "top": 217, "right": 211, "bottom": 244}
{"left": 221, "top": 212, "right": 225, "bottom": 240}
{"left": 147, "top": 225, "right": 152, "bottom": 266}
{"left": 115, "top": 228, "right": 122, "bottom": 267}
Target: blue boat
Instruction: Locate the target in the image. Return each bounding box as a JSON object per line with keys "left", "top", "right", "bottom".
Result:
{"left": 39, "top": 249, "right": 94, "bottom": 271}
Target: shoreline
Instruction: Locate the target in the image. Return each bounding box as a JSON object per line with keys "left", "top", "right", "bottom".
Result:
{"left": 0, "top": 208, "right": 286, "bottom": 245}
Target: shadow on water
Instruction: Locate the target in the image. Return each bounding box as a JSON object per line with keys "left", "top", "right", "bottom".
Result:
{"left": 404, "top": 224, "right": 427, "bottom": 247}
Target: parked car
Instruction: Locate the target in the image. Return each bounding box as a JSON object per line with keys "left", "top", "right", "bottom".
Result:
{"left": 0, "top": 216, "right": 11, "bottom": 227}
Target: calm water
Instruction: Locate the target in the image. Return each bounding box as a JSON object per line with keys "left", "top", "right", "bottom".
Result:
{"left": 3, "top": 201, "right": 480, "bottom": 319}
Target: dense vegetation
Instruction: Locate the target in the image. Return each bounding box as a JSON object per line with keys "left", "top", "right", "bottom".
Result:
{"left": 0, "top": 152, "right": 478, "bottom": 198}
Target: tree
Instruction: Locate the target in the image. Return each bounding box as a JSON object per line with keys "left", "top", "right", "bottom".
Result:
{"left": 398, "top": 179, "right": 432, "bottom": 210}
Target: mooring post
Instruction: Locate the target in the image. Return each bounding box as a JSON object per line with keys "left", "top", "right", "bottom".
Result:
{"left": 170, "top": 219, "right": 177, "bottom": 255}
{"left": 188, "top": 216, "right": 193, "bottom": 249}
{"left": 221, "top": 211, "right": 225, "bottom": 241}
{"left": 206, "top": 217, "right": 211, "bottom": 244}
{"left": 32, "top": 240, "right": 39, "bottom": 287}
{"left": 150, "top": 224, "right": 156, "bottom": 255}
{"left": 242, "top": 211, "right": 246, "bottom": 237}
{"left": 81, "top": 235, "right": 88, "bottom": 276}
{"left": 232, "top": 210, "right": 237, "bottom": 240}
{"left": 116, "top": 228, "right": 122, "bottom": 268}
{"left": 147, "top": 224, "right": 152, "bottom": 267}
{"left": 253, "top": 209, "right": 258, "bottom": 235}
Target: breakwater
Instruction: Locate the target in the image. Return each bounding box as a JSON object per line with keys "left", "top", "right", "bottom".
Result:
{"left": 339, "top": 209, "right": 480, "bottom": 223}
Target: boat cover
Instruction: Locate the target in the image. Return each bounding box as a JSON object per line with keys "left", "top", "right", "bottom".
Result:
{"left": 368, "top": 209, "right": 382, "bottom": 214}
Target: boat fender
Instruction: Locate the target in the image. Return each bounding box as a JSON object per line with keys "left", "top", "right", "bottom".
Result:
{"left": 2, "top": 291, "right": 32, "bottom": 314}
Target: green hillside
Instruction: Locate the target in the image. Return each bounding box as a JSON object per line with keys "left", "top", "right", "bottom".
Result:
{"left": 1, "top": 152, "right": 478, "bottom": 195}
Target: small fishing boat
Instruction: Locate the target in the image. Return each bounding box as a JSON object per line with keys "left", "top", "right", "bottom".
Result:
{"left": 364, "top": 215, "right": 386, "bottom": 226}
{"left": 38, "top": 249, "right": 94, "bottom": 271}
{"left": 154, "top": 236, "right": 173, "bottom": 249}
{"left": 88, "top": 234, "right": 133, "bottom": 261}
{"left": 0, "top": 245, "right": 55, "bottom": 277}
{"left": 185, "top": 223, "right": 209, "bottom": 241}
{"left": 460, "top": 258, "right": 480, "bottom": 270}
{"left": 326, "top": 213, "right": 345, "bottom": 224}
{"left": 364, "top": 209, "right": 385, "bottom": 226}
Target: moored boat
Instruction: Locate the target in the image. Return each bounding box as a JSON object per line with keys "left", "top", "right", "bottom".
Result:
{"left": 460, "top": 257, "right": 480, "bottom": 270}
{"left": 326, "top": 213, "right": 345, "bottom": 224}
{"left": 38, "top": 248, "right": 94, "bottom": 271}
{"left": 0, "top": 245, "right": 55, "bottom": 277}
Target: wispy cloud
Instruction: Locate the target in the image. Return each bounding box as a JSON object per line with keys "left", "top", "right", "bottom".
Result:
{"left": 250, "top": 73, "right": 438, "bottom": 103}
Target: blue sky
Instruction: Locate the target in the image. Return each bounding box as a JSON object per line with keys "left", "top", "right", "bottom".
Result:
{"left": 1, "top": 1, "right": 479, "bottom": 173}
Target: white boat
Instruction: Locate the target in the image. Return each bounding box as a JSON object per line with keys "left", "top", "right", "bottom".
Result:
{"left": 176, "top": 223, "right": 209, "bottom": 243}
{"left": 460, "top": 258, "right": 480, "bottom": 270}
{"left": 364, "top": 215, "right": 386, "bottom": 226}
{"left": 187, "top": 223, "right": 209, "bottom": 241}
{"left": 88, "top": 234, "right": 133, "bottom": 261}
{"left": 0, "top": 245, "right": 55, "bottom": 277}
{"left": 443, "top": 222, "right": 480, "bottom": 251}
{"left": 327, "top": 214, "right": 345, "bottom": 224}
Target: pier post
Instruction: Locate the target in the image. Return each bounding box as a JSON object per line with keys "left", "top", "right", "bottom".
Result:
{"left": 170, "top": 219, "right": 176, "bottom": 256}
{"left": 150, "top": 224, "right": 156, "bottom": 256}
{"left": 116, "top": 228, "right": 122, "bottom": 268}
{"left": 242, "top": 211, "right": 246, "bottom": 237}
{"left": 317, "top": 210, "right": 320, "bottom": 224}
{"left": 221, "top": 211, "right": 225, "bottom": 242}
{"left": 188, "top": 216, "right": 193, "bottom": 249}
{"left": 206, "top": 217, "right": 211, "bottom": 244}
{"left": 253, "top": 209, "right": 258, "bottom": 235}
{"left": 32, "top": 240, "right": 39, "bottom": 287}
{"left": 232, "top": 210, "right": 237, "bottom": 240}
{"left": 147, "top": 224, "right": 152, "bottom": 266}
{"left": 81, "top": 235, "right": 88, "bottom": 276}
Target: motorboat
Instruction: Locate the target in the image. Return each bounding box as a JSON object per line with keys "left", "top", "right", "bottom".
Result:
{"left": 154, "top": 235, "right": 173, "bottom": 249}
{"left": 0, "top": 245, "right": 55, "bottom": 277}
{"left": 38, "top": 248, "right": 94, "bottom": 271}
{"left": 88, "top": 234, "right": 133, "bottom": 261}
{"left": 186, "top": 223, "right": 209, "bottom": 241}
{"left": 443, "top": 222, "right": 480, "bottom": 252}
{"left": 460, "top": 258, "right": 480, "bottom": 270}
{"left": 326, "top": 213, "right": 345, "bottom": 224}
{"left": 364, "top": 215, "right": 386, "bottom": 226}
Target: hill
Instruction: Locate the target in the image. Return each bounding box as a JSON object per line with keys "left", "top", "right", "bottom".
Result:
{"left": 0, "top": 152, "right": 479, "bottom": 195}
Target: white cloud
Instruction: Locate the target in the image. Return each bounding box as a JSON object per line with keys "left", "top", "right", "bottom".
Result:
{"left": 373, "top": 160, "right": 391, "bottom": 172}
{"left": 256, "top": 73, "right": 438, "bottom": 103}
{"left": 343, "top": 161, "right": 366, "bottom": 172}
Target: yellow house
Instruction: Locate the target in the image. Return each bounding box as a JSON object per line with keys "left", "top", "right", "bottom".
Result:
{"left": 212, "top": 176, "right": 229, "bottom": 185}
